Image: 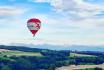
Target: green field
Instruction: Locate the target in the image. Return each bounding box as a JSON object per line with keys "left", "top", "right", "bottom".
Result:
{"left": 0, "top": 50, "right": 43, "bottom": 57}
{"left": 70, "top": 53, "right": 96, "bottom": 58}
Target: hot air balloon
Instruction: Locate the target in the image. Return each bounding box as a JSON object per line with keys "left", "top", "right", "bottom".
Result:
{"left": 27, "top": 18, "right": 41, "bottom": 37}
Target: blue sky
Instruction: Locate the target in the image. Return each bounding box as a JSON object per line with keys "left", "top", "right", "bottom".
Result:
{"left": 0, "top": 0, "right": 104, "bottom": 45}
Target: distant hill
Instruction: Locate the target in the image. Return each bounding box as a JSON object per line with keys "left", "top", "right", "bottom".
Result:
{"left": 1, "top": 44, "right": 104, "bottom": 51}
{"left": 0, "top": 45, "right": 43, "bottom": 52}
{"left": 9, "top": 43, "right": 104, "bottom": 51}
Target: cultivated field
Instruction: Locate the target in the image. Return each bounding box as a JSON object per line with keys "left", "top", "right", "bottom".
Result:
{"left": 56, "top": 64, "right": 104, "bottom": 70}
{"left": 0, "top": 49, "right": 42, "bottom": 57}
{"left": 70, "top": 53, "right": 96, "bottom": 57}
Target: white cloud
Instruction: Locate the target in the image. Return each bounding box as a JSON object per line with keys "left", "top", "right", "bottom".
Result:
{"left": 33, "top": 0, "right": 104, "bottom": 18}
{"left": 0, "top": 6, "right": 27, "bottom": 17}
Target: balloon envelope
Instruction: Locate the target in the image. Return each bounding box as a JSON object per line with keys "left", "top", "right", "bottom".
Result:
{"left": 27, "top": 18, "right": 41, "bottom": 36}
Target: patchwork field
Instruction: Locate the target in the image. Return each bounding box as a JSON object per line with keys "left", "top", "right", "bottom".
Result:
{"left": 0, "top": 49, "right": 42, "bottom": 57}
{"left": 56, "top": 64, "right": 104, "bottom": 70}
{"left": 70, "top": 53, "right": 96, "bottom": 57}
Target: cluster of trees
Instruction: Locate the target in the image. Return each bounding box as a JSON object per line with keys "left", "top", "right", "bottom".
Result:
{"left": 73, "top": 51, "right": 104, "bottom": 65}
{"left": 0, "top": 45, "right": 104, "bottom": 70}
{"left": 75, "top": 51, "right": 104, "bottom": 56}
{"left": 0, "top": 51, "right": 71, "bottom": 70}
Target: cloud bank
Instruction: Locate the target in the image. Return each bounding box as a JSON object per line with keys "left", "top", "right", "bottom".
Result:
{"left": 34, "top": 0, "right": 104, "bottom": 18}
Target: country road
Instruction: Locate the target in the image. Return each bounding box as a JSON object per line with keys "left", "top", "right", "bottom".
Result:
{"left": 56, "top": 64, "right": 104, "bottom": 70}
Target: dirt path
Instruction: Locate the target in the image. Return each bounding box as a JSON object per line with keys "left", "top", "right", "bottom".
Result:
{"left": 56, "top": 64, "right": 104, "bottom": 70}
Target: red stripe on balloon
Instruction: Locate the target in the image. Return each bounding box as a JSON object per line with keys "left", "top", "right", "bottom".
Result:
{"left": 27, "top": 18, "right": 41, "bottom": 23}
{"left": 30, "top": 30, "right": 38, "bottom": 35}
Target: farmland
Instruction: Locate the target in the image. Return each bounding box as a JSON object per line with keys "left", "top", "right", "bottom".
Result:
{"left": 56, "top": 64, "right": 104, "bottom": 70}
{"left": 0, "top": 45, "right": 104, "bottom": 70}
{"left": 0, "top": 49, "right": 42, "bottom": 57}
{"left": 70, "top": 53, "right": 96, "bottom": 58}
